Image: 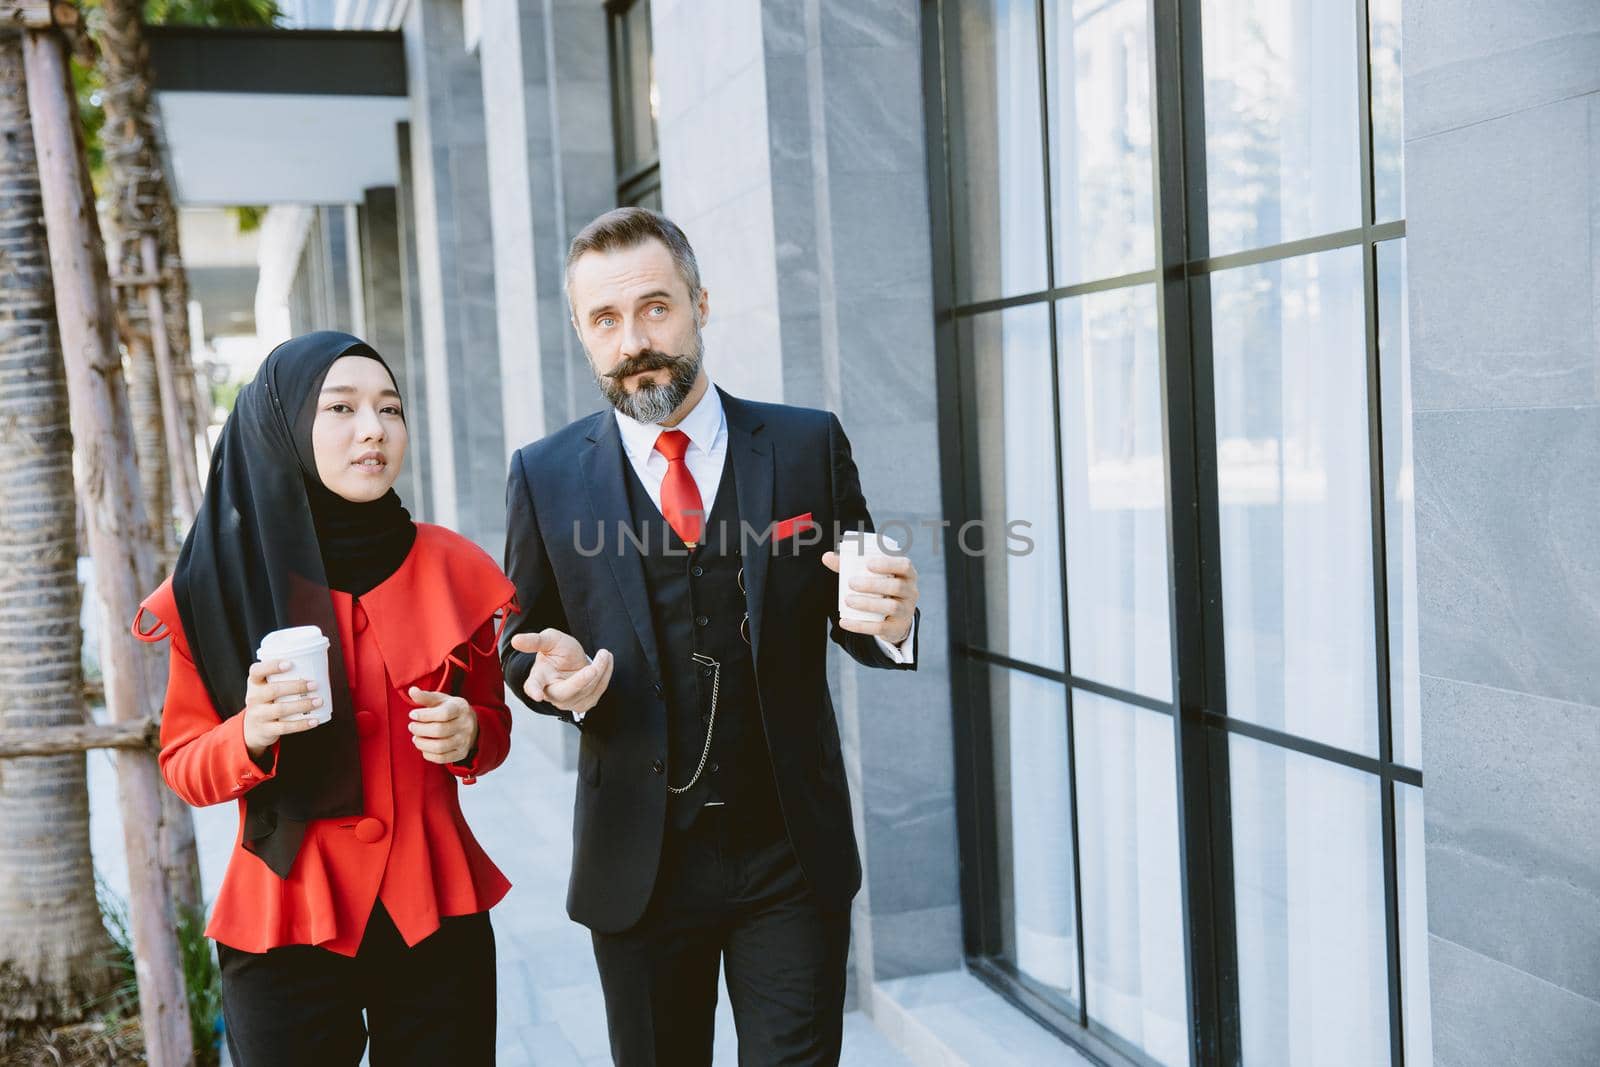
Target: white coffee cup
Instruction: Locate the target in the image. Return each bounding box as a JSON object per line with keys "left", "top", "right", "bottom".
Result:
{"left": 256, "top": 625, "right": 333, "bottom": 726}
{"left": 837, "top": 530, "right": 904, "bottom": 623}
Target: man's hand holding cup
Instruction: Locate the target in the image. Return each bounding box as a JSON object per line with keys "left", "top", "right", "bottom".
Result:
{"left": 823, "top": 532, "right": 919, "bottom": 644}
{"left": 510, "top": 629, "right": 614, "bottom": 715}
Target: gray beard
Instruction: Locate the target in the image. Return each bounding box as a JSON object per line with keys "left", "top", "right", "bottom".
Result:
{"left": 596, "top": 335, "right": 704, "bottom": 424}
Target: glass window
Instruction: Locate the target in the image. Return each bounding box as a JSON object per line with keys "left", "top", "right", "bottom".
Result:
{"left": 1378, "top": 240, "right": 1419, "bottom": 765}
{"left": 1398, "top": 784, "right": 1434, "bottom": 1067}
{"left": 1057, "top": 286, "right": 1172, "bottom": 701}
{"left": 1211, "top": 246, "right": 1379, "bottom": 757}
{"left": 1200, "top": 0, "right": 1362, "bottom": 255}
{"left": 609, "top": 0, "right": 661, "bottom": 207}
{"left": 929, "top": 1, "right": 1417, "bottom": 1062}
{"left": 988, "top": 667, "right": 1079, "bottom": 1004}
{"left": 967, "top": 306, "right": 1065, "bottom": 670}
{"left": 948, "top": 0, "right": 1050, "bottom": 302}
{"left": 1074, "top": 691, "right": 1189, "bottom": 1066}
{"left": 1231, "top": 737, "right": 1390, "bottom": 1065}
{"left": 1044, "top": 0, "right": 1157, "bottom": 286}
{"left": 1369, "top": 0, "right": 1404, "bottom": 223}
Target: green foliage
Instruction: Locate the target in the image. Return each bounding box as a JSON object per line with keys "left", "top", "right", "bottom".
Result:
{"left": 144, "top": 0, "right": 283, "bottom": 26}
{"left": 229, "top": 204, "right": 268, "bottom": 233}
{"left": 94, "top": 875, "right": 224, "bottom": 1067}
{"left": 176, "top": 904, "right": 222, "bottom": 1067}
{"left": 211, "top": 376, "right": 245, "bottom": 416}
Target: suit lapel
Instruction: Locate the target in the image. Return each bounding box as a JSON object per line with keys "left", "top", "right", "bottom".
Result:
{"left": 722, "top": 390, "right": 773, "bottom": 662}
{"left": 579, "top": 414, "right": 661, "bottom": 679}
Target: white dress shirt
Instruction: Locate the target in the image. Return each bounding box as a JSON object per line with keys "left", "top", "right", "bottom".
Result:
{"left": 612, "top": 381, "right": 915, "bottom": 665}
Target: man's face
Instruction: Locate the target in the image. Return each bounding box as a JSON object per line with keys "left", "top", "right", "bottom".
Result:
{"left": 569, "top": 238, "right": 709, "bottom": 423}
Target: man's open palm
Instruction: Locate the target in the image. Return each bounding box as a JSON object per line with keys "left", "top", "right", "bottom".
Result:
{"left": 510, "top": 628, "right": 614, "bottom": 714}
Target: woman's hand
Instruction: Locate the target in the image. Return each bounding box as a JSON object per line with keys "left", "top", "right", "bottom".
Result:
{"left": 406, "top": 687, "right": 480, "bottom": 765}
{"left": 243, "top": 659, "right": 324, "bottom": 759}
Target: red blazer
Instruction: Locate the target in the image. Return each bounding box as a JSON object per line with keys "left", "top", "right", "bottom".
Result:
{"left": 134, "top": 523, "right": 517, "bottom": 956}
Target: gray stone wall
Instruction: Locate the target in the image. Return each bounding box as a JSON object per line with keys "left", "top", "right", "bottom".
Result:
{"left": 653, "top": 0, "right": 785, "bottom": 401}
{"left": 1406, "top": 3, "right": 1600, "bottom": 1064}
{"left": 358, "top": 186, "right": 425, "bottom": 512}
{"left": 395, "top": 121, "right": 435, "bottom": 521}
{"left": 479, "top": 0, "right": 617, "bottom": 456}
{"left": 403, "top": 0, "right": 505, "bottom": 553}
{"left": 652, "top": 0, "right": 961, "bottom": 993}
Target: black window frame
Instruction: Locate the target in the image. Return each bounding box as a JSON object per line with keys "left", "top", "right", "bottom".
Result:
{"left": 920, "top": 1, "right": 1417, "bottom": 1065}
{"left": 605, "top": 0, "right": 662, "bottom": 209}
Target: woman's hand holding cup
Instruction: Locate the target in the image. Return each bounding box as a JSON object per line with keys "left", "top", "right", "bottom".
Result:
{"left": 243, "top": 659, "right": 325, "bottom": 758}
{"left": 406, "top": 687, "right": 479, "bottom": 765}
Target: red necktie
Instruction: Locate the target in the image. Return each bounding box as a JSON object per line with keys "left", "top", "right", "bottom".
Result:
{"left": 653, "top": 429, "right": 703, "bottom": 547}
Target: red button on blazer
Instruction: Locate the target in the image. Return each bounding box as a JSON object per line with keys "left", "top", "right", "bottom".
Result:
{"left": 134, "top": 524, "right": 517, "bottom": 956}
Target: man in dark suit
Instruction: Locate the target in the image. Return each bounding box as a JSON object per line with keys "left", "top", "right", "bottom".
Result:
{"left": 500, "top": 208, "right": 920, "bottom": 1065}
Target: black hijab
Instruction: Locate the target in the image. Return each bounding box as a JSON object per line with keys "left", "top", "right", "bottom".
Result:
{"left": 172, "top": 331, "right": 416, "bottom": 877}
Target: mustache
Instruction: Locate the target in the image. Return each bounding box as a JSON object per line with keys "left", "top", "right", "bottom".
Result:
{"left": 604, "top": 350, "right": 690, "bottom": 381}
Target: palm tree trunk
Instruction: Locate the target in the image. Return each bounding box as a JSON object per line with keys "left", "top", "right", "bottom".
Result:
{"left": 120, "top": 274, "right": 171, "bottom": 565}
{"left": 95, "top": 0, "right": 204, "bottom": 921}
{"left": 21, "top": 22, "right": 195, "bottom": 1065}
{"left": 97, "top": 0, "right": 200, "bottom": 527}
{"left": 0, "top": 27, "right": 118, "bottom": 1028}
{"left": 157, "top": 182, "right": 209, "bottom": 476}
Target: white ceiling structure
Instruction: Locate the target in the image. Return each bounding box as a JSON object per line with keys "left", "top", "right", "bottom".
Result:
{"left": 147, "top": 27, "right": 409, "bottom": 206}
{"left": 159, "top": 92, "right": 410, "bottom": 205}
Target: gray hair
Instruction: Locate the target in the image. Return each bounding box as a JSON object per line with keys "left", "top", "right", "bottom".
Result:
{"left": 565, "top": 207, "right": 702, "bottom": 313}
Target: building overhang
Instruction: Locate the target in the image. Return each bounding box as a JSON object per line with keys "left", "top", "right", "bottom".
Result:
{"left": 146, "top": 27, "right": 409, "bottom": 205}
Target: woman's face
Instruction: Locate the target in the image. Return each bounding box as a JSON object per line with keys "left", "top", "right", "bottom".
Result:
{"left": 311, "top": 355, "right": 408, "bottom": 502}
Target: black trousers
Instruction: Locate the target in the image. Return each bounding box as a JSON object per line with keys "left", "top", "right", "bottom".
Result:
{"left": 591, "top": 808, "right": 852, "bottom": 1067}
{"left": 216, "top": 904, "right": 496, "bottom": 1066}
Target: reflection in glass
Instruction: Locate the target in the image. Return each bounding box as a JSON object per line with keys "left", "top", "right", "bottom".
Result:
{"left": 1045, "top": 0, "right": 1156, "bottom": 286}
{"left": 1075, "top": 692, "right": 1189, "bottom": 1065}
{"left": 614, "top": 0, "right": 658, "bottom": 174}
{"left": 1378, "top": 240, "right": 1419, "bottom": 766}
{"left": 989, "top": 668, "right": 1078, "bottom": 1003}
{"left": 1398, "top": 784, "right": 1434, "bottom": 1067}
{"left": 1369, "top": 0, "right": 1404, "bottom": 222}
{"left": 969, "top": 307, "right": 1065, "bottom": 670}
{"left": 1231, "top": 737, "right": 1389, "bottom": 1065}
{"left": 1058, "top": 287, "right": 1172, "bottom": 701}
{"left": 1211, "top": 247, "right": 1379, "bottom": 757}
{"left": 950, "top": 0, "right": 1050, "bottom": 301}
{"left": 1200, "top": 0, "right": 1361, "bottom": 254}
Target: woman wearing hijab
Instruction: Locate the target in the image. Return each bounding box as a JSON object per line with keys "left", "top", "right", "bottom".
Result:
{"left": 132, "top": 331, "right": 515, "bottom": 1065}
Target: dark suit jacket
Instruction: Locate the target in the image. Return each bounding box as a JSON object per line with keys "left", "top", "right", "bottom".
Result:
{"left": 500, "top": 388, "right": 917, "bottom": 933}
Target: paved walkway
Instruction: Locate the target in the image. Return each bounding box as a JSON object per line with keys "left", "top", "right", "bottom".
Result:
{"left": 89, "top": 715, "right": 914, "bottom": 1066}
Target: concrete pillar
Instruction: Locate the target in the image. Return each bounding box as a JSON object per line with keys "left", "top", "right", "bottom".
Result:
{"left": 652, "top": 0, "right": 960, "bottom": 994}
{"left": 321, "top": 204, "right": 355, "bottom": 332}
{"left": 478, "top": 0, "right": 616, "bottom": 457}
{"left": 477, "top": 0, "right": 614, "bottom": 771}
{"left": 1405, "top": 2, "right": 1600, "bottom": 1063}
{"left": 403, "top": 0, "right": 505, "bottom": 553}
{"left": 394, "top": 122, "right": 435, "bottom": 521}
{"left": 358, "top": 185, "right": 425, "bottom": 513}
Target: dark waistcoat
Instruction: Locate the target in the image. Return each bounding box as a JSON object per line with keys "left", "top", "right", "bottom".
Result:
{"left": 621, "top": 453, "right": 783, "bottom": 835}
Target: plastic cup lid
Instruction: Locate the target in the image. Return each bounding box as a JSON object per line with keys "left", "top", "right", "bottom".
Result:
{"left": 258, "top": 626, "right": 330, "bottom": 654}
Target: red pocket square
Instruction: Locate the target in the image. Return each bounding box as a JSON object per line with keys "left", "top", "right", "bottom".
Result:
{"left": 772, "top": 512, "right": 815, "bottom": 543}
